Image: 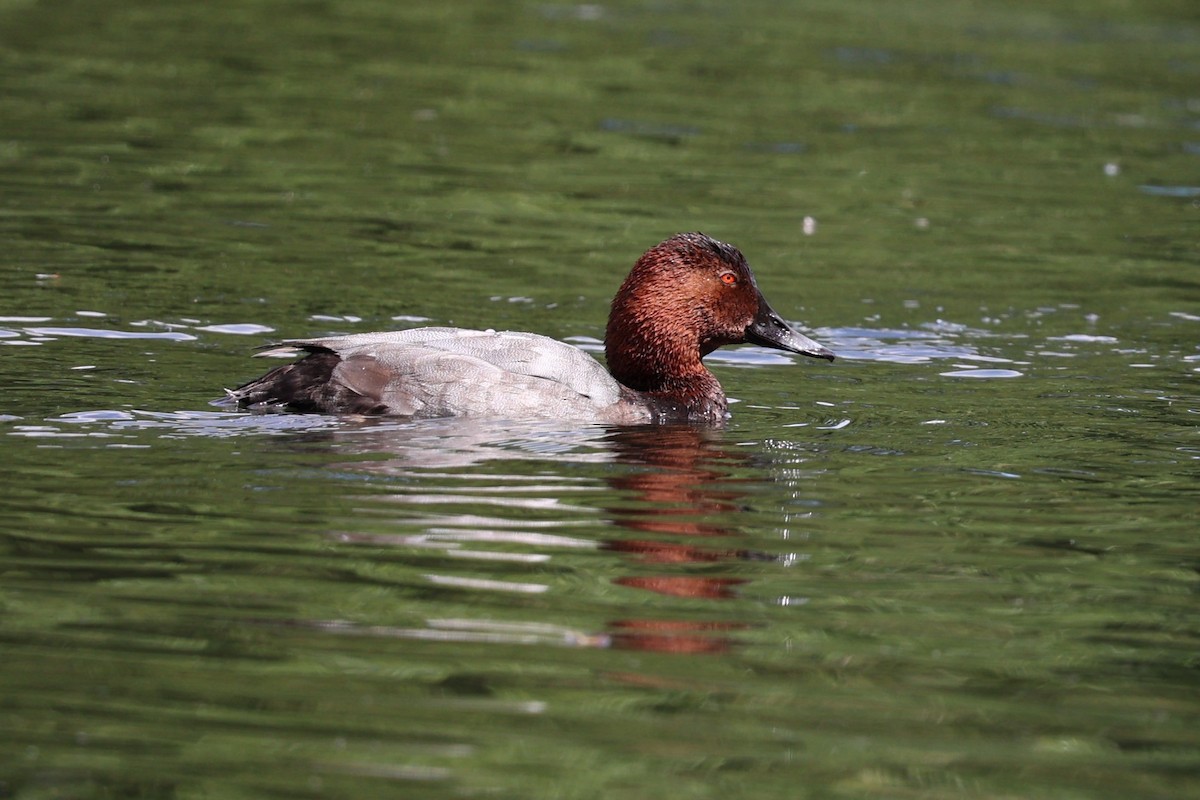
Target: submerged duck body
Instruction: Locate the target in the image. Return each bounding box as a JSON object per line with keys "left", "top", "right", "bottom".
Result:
{"left": 220, "top": 232, "right": 834, "bottom": 424}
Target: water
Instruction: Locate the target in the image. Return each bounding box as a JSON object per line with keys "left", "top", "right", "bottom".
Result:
{"left": 2, "top": 1, "right": 1198, "bottom": 797}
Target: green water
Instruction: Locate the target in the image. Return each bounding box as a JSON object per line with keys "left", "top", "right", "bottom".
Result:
{"left": 2, "top": 1, "right": 1198, "bottom": 797}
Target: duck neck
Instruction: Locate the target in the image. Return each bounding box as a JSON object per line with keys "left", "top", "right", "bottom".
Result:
{"left": 646, "top": 372, "right": 729, "bottom": 423}
{"left": 605, "top": 322, "right": 728, "bottom": 422}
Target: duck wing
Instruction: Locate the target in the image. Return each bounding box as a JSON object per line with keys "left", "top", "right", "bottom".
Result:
{"left": 225, "top": 328, "right": 631, "bottom": 420}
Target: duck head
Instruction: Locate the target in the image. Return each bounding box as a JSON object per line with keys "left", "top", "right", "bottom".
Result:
{"left": 604, "top": 232, "right": 834, "bottom": 398}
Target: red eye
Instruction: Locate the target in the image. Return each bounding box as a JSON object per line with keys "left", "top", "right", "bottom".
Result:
{"left": 720, "top": 272, "right": 738, "bottom": 286}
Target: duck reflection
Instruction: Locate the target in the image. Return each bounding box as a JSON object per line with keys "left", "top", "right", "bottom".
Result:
{"left": 597, "top": 425, "right": 762, "bottom": 655}
{"left": 262, "top": 415, "right": 793, "bottom": 657}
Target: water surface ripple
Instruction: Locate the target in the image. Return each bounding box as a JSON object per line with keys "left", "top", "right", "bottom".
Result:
{"left": 2, "top": 0, "right": 1198, "bottom": 797}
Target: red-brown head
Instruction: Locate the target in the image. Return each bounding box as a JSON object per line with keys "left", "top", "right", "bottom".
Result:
{"left": 604, "top": 233, "right": 833, "bottom": 400}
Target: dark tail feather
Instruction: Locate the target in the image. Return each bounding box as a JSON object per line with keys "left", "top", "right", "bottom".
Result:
{"left": 215, "top": 350, "right": 343, "bottom": 412}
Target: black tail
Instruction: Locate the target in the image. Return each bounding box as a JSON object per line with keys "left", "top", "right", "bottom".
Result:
{"left": 217, "top": 350, "right": 345, "bottom": 412}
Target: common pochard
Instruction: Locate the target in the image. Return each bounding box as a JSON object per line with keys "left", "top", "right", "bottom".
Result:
{"left": 219, "top": 232, "right": 834, "bottom": 424}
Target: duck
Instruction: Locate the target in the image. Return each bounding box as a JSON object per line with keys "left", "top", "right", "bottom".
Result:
{"left": 218, "top": 232, "right": 834, "bottom": 424}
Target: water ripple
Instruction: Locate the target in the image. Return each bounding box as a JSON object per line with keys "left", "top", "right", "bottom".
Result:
{"left": 22, "top": 326, "right": 197, "bottom": 341}
{"left": 823, "top": 324, "right": 1000, "bottom": 364}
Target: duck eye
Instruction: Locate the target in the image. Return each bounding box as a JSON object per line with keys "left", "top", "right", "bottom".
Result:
{"left": 720, "top": 272, "right": 738, "bottom": 286}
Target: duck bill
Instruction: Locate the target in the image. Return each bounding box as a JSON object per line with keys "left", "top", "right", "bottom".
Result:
{"left": 746, "top": 300, "right": 836, "bottom": 361}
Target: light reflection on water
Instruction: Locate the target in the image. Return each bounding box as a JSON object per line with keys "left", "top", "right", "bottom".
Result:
{"left": 7, "top": 308, "right": 1194, "bottom": 387}
{"left": 12, "top": 405, "right": 825, "bottom": 662}
{"left": 7, "top": 305, "right": 1196, "bottom": 454}
{"left": 4, "top": 321, "right": 1197, "bottom": 792}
